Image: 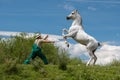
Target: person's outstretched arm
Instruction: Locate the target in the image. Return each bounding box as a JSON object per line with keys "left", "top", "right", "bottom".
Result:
{"left": 42, "top": 40, "right": 55, "bottom": 43}
{"left": 43, "top": 35, "right": 48, "bottom": 40}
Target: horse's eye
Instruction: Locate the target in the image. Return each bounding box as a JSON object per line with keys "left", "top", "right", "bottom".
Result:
{"left": 72, "top": 13, "right": 74, "bottom": 14}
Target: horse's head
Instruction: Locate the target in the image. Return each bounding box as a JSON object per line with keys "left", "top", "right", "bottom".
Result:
{"left": 66, "top": 10, "right": 80, "bottom": 20}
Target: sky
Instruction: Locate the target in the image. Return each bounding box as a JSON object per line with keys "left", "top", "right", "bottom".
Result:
{"left": 0, "top": 0, "right": 120, "bottom": 44}
{"left": 0, "top": 0, "right": 120, "bottom": 65}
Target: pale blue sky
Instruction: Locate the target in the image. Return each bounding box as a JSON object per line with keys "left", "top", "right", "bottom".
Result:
{"left": 0, "top": 0, "right": 120, "bottom": 44}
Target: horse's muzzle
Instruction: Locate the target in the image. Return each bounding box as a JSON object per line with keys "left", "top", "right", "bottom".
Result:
{"left": 66, "top": 16, "right": 70, "bottom": 20}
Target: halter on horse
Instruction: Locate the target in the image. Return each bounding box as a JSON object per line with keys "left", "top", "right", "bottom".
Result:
{"left": 62, "top": 10, "right": 100, "bottom": 66}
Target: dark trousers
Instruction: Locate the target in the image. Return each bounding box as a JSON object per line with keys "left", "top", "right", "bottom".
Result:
{"left": 24, "top": 44, "right": 48, "bottom": 64}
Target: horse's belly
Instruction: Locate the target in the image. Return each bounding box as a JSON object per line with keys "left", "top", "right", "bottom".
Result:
{"left": 74, "top": 38, "right": 89, "bottom": 45}
{"left": 74, "top": 32, "right": 96, "bottom": 45}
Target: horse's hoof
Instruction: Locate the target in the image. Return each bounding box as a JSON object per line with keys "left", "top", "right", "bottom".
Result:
{"left": 67, "top": 44, "right": 69, "bottom": 47}
{"left": 63, "top": 36, "right": 67, "bottom": 39}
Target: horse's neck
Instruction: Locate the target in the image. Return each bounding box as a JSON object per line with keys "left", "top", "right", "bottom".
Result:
{"left": 71, "top": 17, "right": 83, "bottom": 30}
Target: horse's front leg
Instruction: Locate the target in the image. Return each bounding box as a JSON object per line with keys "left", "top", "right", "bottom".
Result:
{"left": 64, "top": 40, "right": 69, "bottom": 47}
{"left": 62, "top": 28, "right": 69, "bottom": 47}
{"left": 63, "top": 30, "right": 78, "bottom": 38}
{"left": 62, "top": 28, "right": 69, "bottom": 36}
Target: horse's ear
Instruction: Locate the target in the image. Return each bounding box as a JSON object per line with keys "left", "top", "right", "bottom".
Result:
{"left": 73, "top": 9, "right": 77, "bottom": 12}
{"left": 75, "top": 10, "right": 79, "bottom": 14}
{"left": 75, "top": 10, "right": 78, "bottom": 12}
{"left": 76, "top": 10, "right": 80, "bottom": 14}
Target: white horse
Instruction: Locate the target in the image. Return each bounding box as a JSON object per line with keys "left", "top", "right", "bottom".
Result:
{"left": 62, "top": 10, "right": 101, "bottom": 66}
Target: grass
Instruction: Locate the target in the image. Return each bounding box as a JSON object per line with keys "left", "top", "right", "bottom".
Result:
{"left": 1, "top": 61, "right": 120, "bottom": 80}
{"left": 1, "top": 33, "right": 120, "bottom": 80}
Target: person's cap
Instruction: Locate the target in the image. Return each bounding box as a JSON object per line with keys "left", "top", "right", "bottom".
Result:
{"left": 35, "top": 33, "right": 41, "bottom": 39}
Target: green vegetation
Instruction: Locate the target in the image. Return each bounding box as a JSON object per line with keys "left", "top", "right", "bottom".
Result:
{"left": 0, "top": 33, "right": 120, "bottom": 80}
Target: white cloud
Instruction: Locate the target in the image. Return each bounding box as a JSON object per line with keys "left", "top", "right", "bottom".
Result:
{"left": 96, "top": 44, "right": 120, "bottom": 65}
{"left": 0, "top": 31, "right": 21, "bottom": 36}
{"left": 66, "top": 0, "right": 120, "bottom": 9}
{"left": 68, "top": 44, "right": 87, "bottom": 57}
{"left": 0, "top": 31, "right": 63, "bottom": 40}
{"left": 67, "top": 0, "right": 120, "bottom": 4}
{"left": 63, "top": 4, "right": 75, "bottom": 11}
{"left": 88, "top": 6, "right": 96, "bottom": 11}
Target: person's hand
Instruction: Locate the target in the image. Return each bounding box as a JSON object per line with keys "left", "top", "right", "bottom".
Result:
{"left": 44, "top": 35, "right": 49, "bottom": 40}
{"left": 46, "top": 35, "right": 49, "bottom": 38}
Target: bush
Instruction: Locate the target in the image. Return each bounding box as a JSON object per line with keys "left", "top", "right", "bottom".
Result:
{"left": 0, "top": 33, "right": 35, "bottom": 64}
{"left": 42, "top": 43, "right": 59, "bottom": 65}
{"left": 4, "top": 58, "right": 19, "bottom": 75}
{"left": 57, "top": 49, "right": 69, "bottom": 70}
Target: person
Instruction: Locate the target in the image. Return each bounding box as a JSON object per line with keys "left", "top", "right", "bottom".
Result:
{"left": 24, "top": 33, "right": 54, "bottom": 64}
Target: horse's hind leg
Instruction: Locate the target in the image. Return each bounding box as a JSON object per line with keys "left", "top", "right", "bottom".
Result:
{"left": 92, "top": 49, "right": 97, "bottom": 65}
{"left": 86, "top": 41, "right": 98, "bottom": 66}
{"left": 86, "top": 49, "right": 97, "bottom": 66}
{"left": 86, "top": 51, "right": 94, "bottom": 66}
{"left": 86, "top": 57, "right": 93, "bottom": 66}
{"left": 93, "top": 54, "right": 97, "bottom": 65}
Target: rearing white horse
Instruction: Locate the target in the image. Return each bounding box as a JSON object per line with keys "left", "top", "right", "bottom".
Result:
{"left": 62, "top": 10, "right": 100, "bottom": 66}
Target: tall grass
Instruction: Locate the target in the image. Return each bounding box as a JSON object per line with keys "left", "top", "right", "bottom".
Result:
{"left": 0, "top": 33, "right": 34, "bottom": 64}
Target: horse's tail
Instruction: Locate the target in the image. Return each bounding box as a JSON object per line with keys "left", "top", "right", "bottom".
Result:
{"left": 98, "top": 42, "right": 101, "bottom": 46}
{"left": 98, "top": 42, "right": 107, "bottom": 46}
